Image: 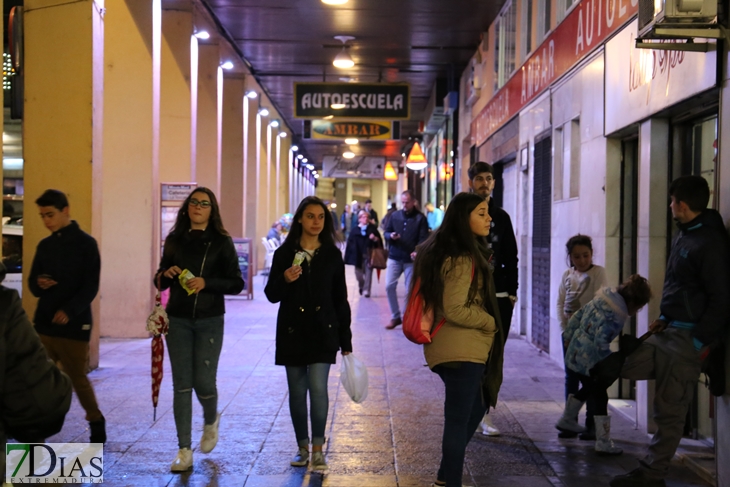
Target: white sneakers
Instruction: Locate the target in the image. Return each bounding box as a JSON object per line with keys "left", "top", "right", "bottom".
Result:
{"left": 200, "top": 413, "right": 221, "bottom": 453}
{"left": 290, "top": 447, "right": 309, "bottom": 467}
{"left": 479, "top": 412, "right": 501, "bottom": 436}
{"left": 310, "top": 451, "right": 328, "bottom": 471}
{"left": 170, "top": 448, "right": 193, "bottom": 472}
{"left": 170, "top": 413, "right": 220, "bottom": 472}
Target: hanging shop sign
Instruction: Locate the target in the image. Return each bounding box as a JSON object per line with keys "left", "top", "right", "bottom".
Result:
{"left": 322, "top": 155, "right": 386, "bottom": 179}
{"left": 294, "top": 83, "right": 410, "bottom": 119}
{"left": 604, "top": 19, "right": 717, "bottom": 135}
{"left": 304, "top": 119, "right": 400, "bottom": 140}
{"left": 472, "top": 0, "right": 638, "bottom": 146}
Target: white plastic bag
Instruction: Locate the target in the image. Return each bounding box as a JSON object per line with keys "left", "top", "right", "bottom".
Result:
{"left": 340, "top": 354, "right": 368, "bottom": 403}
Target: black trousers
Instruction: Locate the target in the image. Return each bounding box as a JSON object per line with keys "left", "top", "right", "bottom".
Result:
{"left": 572, "top": 371, "right": 609, "bottom": 416}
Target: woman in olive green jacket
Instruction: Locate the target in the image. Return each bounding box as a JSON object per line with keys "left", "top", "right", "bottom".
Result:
{"left": 411, "top": 192, "right": 502, "bottom": 487}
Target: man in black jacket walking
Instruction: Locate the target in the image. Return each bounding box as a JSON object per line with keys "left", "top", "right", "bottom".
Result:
{"left": 611, "top": 176, "right": 730, "bottom": 487}
{"left": 384, "top": 190, "right": 429, "bottom": 329}
{"left": 468, "top": 161, "right": 519, "bottom": 436}
{"left": 28, "top": 189, "right": 106, "bottom": 443}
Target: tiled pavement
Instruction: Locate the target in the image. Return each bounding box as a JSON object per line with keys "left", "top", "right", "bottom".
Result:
{"left": 41, "top": 268, "right": 713, "bottom": 487}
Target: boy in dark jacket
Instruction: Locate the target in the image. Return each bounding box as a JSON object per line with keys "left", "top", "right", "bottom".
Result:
{"left": 27, "top": 189, "right": 105, "bottom": 443}
{"left": 383, "top": 190, "right": 429, "bottom": 329}
{"left": 611, "top": 176, "right": 730, "bottom": 487}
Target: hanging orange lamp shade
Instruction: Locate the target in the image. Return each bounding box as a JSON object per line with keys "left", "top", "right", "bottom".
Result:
{"left": 384, "top": 161, "right": 398, "bottom": 180}
{"left": 406, "top": 142, "right": 427, "bottom": 171}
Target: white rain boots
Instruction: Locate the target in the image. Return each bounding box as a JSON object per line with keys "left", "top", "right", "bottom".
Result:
{"left": 594, "top": 415, "right": 623, "bottom": 456}
{"left": 555, "top": 394, "right": 586, "bottom": 434}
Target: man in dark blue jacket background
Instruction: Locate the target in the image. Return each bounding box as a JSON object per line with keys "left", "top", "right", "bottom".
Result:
{"left": 384, "top": 190, "right": 429, "bottom": 329}
{"left": 28, "top": 189, "right": 106, "bottom": 444}
{"left": 612, "top": 176, "right": 730, "bottom": 487}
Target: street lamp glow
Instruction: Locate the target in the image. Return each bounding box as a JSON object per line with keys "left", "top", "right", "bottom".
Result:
{"left": 258, "top": 107, "right": 269, "bottom": 117}
{"left": 291, "top": 145, "right": 299, "bottom": 151}
{"left": 194, "top": 31, "right": 210, "bottom": 40}
{"left": 345, "top": 138, "right": 358, "bottom": 145}
{"left": 245, "top": 90, "right": 258, "bottom": 99}
{"left": 278, "top": 131, "right": 287, "bottom": 138}
{"left": 221, "top": 61, "right": 234, "bottom": 70}
{"left": 343, "top": 151, "right": 355, "bottom": 159}
{"left": 269, "top": 120, "right": 280, "bottom": 128}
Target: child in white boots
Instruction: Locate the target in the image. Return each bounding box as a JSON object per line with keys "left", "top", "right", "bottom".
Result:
{"left": 556, "top": 274, "right": 652, "bottom": 455}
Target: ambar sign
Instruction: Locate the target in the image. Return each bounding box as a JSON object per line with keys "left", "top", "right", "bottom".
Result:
{"left": 295, "top": 83, "right": 410, "bottom": 119}
{"left": 306, "top": 120, "right": 395, "bottom": 140}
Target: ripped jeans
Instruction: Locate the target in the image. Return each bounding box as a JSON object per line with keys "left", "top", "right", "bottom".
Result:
{"left": 167, "top": 315, "right": 224, "bottom": 449}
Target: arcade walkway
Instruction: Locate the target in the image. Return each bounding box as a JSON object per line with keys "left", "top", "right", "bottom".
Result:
{"left": 46, "top": 269, "right": 713, "bottom": 487}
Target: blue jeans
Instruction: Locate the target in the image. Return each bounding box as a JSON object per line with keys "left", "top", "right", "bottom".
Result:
{"left": 166, "top": 315, "right": 224, "bottom": 449}
{"left": 285, "top": 363, "right": 331, "bottom": 447}
{"left": 385, "top": 258, "right": 413, "bottom": 320}
{"left": 433, "top": 362, "right": 486, "bottom": 487}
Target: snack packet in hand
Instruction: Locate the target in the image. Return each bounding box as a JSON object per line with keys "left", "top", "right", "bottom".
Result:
{"left": 292, "top": 251, "right": 306, "bottom": 267}
{"left": 178, "top": 269, "right": 196, "bottom": 295}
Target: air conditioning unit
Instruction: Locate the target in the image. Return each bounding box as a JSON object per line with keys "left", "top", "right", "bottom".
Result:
{"left": 638, "top": 0, "right": 718, "bottom": 38}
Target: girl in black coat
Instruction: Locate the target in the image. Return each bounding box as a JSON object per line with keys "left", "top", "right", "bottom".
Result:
{"left": 155, "top": 187, "right": 244, "bottom": 473}
{"left": 344, "top": 210, "right": 382, "bottom": 297}
{"left": 265, "top": 196, "right": 352, "bottom": 472}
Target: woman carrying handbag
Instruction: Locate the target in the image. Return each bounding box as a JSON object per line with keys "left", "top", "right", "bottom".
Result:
{"left": 344, "top": 210, "right": 383, "bottom": 298}
{"left": 265, "top": 196, "right": 353, "bottom": 472}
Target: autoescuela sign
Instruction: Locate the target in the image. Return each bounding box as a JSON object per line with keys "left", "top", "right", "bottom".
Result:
{"left": 472, "top": 0, "right": 638, "bottom": 146}
{"left": 294, "top": 83, "right": 410, "bottom": 119}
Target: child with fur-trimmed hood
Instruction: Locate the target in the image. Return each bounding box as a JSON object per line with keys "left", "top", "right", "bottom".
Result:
{"left": 556, "top": 275, "right": 652, "bottom": 456}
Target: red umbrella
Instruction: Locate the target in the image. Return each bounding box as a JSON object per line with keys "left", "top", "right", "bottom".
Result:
{"left": 147, "top": 277, "right": 169, "bottom": 421}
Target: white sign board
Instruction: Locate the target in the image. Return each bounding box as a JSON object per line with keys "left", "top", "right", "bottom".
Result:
{"left": 605, "top": 19, "right": 717, "bottom": 135}
{"left": 322, "top": 156, "right": 385, "bottom": 179}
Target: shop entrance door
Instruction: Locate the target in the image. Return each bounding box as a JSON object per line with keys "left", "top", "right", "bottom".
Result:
{"left": 616, "top": 137, "right": 639, "bottom": 400}
{"left": 531, "top": 135, "right": 552, "bottom": 352}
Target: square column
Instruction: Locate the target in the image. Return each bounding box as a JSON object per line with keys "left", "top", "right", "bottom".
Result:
{"left": 220, "top": 75, "right": 245, "bottom": 237}
{"left": 160, "top": 9, "right": 195, "bottom": 183}
{"left": 243, "top": 97, "right": 258, "bottom": 242}
{"left": 100, "top": 0, "right": 161, "bottom": 337}
{"left": 23, "top": 0, "right": 104, "bottom": 362}
{"left": 195, "top": 43, "right": 222, "bottom": 195}
{"left": 714, "top": 49, "right": 730, "bottom": 487}
{"left": 636, "top": 118, "right": 670, "bottom": 434}
{"left": 256, "top": 112, "right": 269, "bottom": 270}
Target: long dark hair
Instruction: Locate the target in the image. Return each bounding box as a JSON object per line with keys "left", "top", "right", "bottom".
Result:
{"left": 411, "top": 192, "right": 491, "bottom": 313}
{"left": 285, "top": 196, "right": 339, "bottom": 248}
{"left": 167, "top": 187, "right": 229, "bottom": 241}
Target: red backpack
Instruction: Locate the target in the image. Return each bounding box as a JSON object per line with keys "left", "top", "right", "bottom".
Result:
{"left": 403, "top": 260, "right": 475, "bottom": 344}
